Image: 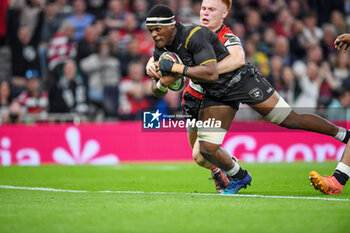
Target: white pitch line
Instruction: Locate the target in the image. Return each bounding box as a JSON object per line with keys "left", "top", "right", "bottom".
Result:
{"left": 0, "top": 185, "right": 349, "bottom": 202}
{"left": 0, "top": 185, "right": 88, "bottom": 193}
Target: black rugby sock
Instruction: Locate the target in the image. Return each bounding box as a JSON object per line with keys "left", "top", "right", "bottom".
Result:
{"left": 333, "top": 170, "right": 349, "bottom": 186}
{"left": 342, "top": 130, "right": 350, "bottom": 143}
{"left": 231, "top": 168, "right": 247, "bottom": 180}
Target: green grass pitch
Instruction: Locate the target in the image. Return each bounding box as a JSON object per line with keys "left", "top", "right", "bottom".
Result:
{"left": 0, "top": 162, "right": 350, "bottom": 233}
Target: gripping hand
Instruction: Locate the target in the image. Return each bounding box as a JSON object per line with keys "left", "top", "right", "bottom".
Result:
{"left": 158, "top": 59, "right": 188, "bottom": 76}
{"left": 159, "top": 59, "right": 174, "bottom": 73}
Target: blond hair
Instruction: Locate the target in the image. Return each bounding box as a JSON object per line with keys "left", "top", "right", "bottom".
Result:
{"left": 221, "top": 0, "right": 232, "bottom": 10}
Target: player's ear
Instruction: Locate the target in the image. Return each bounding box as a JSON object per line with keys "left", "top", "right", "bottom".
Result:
{"left": 222, "top": 9, "right": 228, "bottom": 19}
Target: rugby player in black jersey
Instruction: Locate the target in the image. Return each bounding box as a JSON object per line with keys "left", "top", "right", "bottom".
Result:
{"left": 147, "top": 0, "right": 243, "bottom": 194}
{"left": 146, "top": 4, "right": 350, "bottom": 195}
{"left": 147, "top": 4, "right": 251, "bottom": 194}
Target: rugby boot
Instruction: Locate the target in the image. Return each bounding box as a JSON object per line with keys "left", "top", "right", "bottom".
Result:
{"left": 309, "top": 171, "right": 343, "bottom": 194}
{"left": 210, "top": 169, "right": 230, "bottom": 194}
{"left": 221, "top": 172, "right": 252, "bottom": 195}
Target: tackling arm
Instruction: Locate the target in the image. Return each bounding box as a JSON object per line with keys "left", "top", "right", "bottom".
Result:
{"left": 217, "top": 46, "right": 245, "bottom": 74}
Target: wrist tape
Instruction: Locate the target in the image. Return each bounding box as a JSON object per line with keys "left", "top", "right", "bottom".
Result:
{"left": 156, "top": 80, "right": 168, "bottom": 92}
{"left": 171, "top": 63, "right": 186, "bottom": 74}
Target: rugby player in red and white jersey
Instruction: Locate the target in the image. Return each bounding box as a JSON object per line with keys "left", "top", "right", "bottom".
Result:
{"left": 147, "top": 0, "right": 244, "bottom": 193}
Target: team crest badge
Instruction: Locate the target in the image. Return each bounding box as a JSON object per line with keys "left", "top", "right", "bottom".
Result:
{"left": 249, "top": 88, "right": 263, "bottom": 100}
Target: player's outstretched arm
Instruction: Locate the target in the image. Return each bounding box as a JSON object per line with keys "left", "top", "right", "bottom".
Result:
{"left": 217, "top": 46, "right": 245, "bottom": 74}
{"left": 334, "top": 33, "right": 350, "bottom": 52}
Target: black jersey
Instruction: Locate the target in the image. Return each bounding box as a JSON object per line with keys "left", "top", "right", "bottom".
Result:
{"left": 153, "top": 23, "right": 241, "bottom": 98}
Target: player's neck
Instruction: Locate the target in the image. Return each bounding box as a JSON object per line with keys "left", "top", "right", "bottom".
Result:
{"left": 213, "top": 24, "right": 224, "bottom": 33}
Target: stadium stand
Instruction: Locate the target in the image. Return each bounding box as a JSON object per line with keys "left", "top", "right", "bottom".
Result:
{"left": 0, "top": 0, "right": 350, "bottom": 123}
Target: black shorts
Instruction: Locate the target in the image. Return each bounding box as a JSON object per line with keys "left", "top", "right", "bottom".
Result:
{"left": 201, "top": 64, "right": 275, "bottom": 110}
{"left": 181, "top": 86, "right": 202, "bottom": 120}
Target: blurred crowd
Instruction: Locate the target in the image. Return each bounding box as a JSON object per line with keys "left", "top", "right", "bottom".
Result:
{"left": 0, "top": 0, "right": 350, "bottom": 124}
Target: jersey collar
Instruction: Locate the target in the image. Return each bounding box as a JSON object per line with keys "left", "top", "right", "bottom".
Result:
{"left": 215, "top": 24, "right": 225, "bottom": 34}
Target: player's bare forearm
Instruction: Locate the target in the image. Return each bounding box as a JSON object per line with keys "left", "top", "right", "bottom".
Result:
{"left": 218, "top": 46, "right": 245, "bottom": 74}
{"left": 157, "top": 59, "right": 218, "bottom": 82}
{"left": 151, "top": 79, "right": 167, "bottom": 98}
{"left": 159, "top": 75, "right": 178, "bottom": 87}
{"left": 185, "top": 61, "right": 219, "bottom": 82}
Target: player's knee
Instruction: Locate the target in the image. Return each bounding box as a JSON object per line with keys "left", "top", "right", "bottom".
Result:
{"left": 264, "top": 97, "right": 292, "bottom": 125}
{"left": 192, "top": 139, "right": 209, "bottom": 166}
{"left": 199, "top": 142, "right": 218, "bottom": 160}
{"left": 193, "top": 151, "right": 207, "bottom": 167}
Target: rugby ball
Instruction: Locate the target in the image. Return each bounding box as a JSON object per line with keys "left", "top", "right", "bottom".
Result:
{"left": 159, "top": 51, "right": 186, "bottom": 91}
